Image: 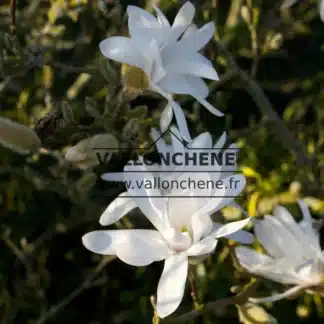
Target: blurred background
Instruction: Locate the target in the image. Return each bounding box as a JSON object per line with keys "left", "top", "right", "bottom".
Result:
{"left": 0, "top": 0, "right": 324, "bottom": 323}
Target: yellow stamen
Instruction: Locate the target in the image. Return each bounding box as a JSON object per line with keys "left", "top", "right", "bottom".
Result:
{"left": 121, "top": 64, "right": 150, "bottom": 93}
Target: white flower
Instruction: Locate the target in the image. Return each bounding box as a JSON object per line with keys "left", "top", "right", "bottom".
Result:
{"left": 99, "top": 1, "right": 221, "bottom": 140}
{"left": 235, "top": 200, "right": 324, "bottom": 303}
{"left": 102, "top": 123, "right": 253, "bottom": 244}
{"left": 83, "top": 167, "right": 250, "bottom": 318}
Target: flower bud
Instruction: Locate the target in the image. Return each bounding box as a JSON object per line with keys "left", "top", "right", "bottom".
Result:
{"left": 65, "top": 133, "right": 118, "bottom": 169}
{"left": 238, "top": 303, "right": 278, "bottom": 324}
{"left": 0, "top": 117, "right": 41, "bottom": 154}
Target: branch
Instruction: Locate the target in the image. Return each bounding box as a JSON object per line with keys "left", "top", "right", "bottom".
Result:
{"left": 162, "top": 280, "right": 260, "bottom": 323}
{"left": 10, "top": 0, "right": 16, "bottom": 34}
{"left": 34, "top": 256, "right": 116, "bottom": 324}
{"left": 214, "top": 39, "right": 314, "bottom": 166}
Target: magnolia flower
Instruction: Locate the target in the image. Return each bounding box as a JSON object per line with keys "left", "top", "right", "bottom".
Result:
{"left": 236, "top": 200, "right": 324, "bottom": 303}
{"left": 0, "top": 117, "right": 41, "bottom": 155}
{"left": 83, "top": 165, "right": 250, "bottom": 318}
{"left": 102, "top": 125, "right": 253, "bottom": 244}
{"left": 99, "top": 1, "right": 221, "bottom": 140}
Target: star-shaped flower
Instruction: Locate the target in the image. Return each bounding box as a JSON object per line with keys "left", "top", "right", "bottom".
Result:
{"left": 236, "top": 200, "right": 324, "bottom": 303}
{"left": 99, "top": 1, "right": 221, "bottom": 140}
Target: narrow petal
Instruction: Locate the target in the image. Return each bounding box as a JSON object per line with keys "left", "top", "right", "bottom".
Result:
{"left": 171, "top": 101, "right": 192, "bottom": 142}
{"left": 156, "top": 254, "right": 188, "bottom": 318}
{"left": 191, "top": 213, "right": 213, "bottom": 243}
{"left": 185, "top": 76, "right": 209, "bottom": 98}
{"left": 177, "top": 22, "right": 215, "bottom": 52}
{"left": 209, "top": 218, "right": 251, "bottom": 239}
{"left": 189, "top": 132, "right": 212, "bottom": 149}
{"left": 160, "top": 103, "right": 173, "bottom": 133}
{"left": 170, "top": 126, "right": 186, "bottom": 155}
{"left": 116, "top": 230, "right": 171, "bottom": 266}
{"left": 235, "top": 247, "right": 302, "bottom": 285}
{"left": 127, "top": 5, "right": 157, "bottom": 25}
{"left": 182, "top": 24, "right": 198, "bottom": 38}
{"left": 123, "top": 163, "right": 165, "bottom": 232}
{"left": 164, "top": 59, "right": 219, "bottom": 80}
{"left": 319, "top": 0, "right": 324, "bottom": 22}
{"left": 154, "top": 6, "right": 171, "bottom": 28}
{"left": 214, "top": 132, "right": 227, "bottom": 149}
{"left": 99, "top": 37, "right": 145, "bottom": 69}
{"left": 235, "top": 246, "right": 272, "bottom": 270}
{"left": 82, "top": 230, "right": 119, "bottom": 255}
{"left": 187, "top": 237, "right": 217, "bottom": 256}
{"left": 170, "top": 1, "right": 195, "bottom": 41}
{"left": 199, "top": 174, "right": 246, "bottom": 215}
{"left": 193, "top": 96, "right": 223, "bottom": 117}
{"left": 249, "top": 285, "right": 308, "bottom": 304}
{"left": 99, "top": 192, "right": 136, "bottom": 226}
{"left": 101, "top": 172, "right": 124, "bottom": 182}
{"left": 213, "top": 223, "right": 254, "bottom": 244}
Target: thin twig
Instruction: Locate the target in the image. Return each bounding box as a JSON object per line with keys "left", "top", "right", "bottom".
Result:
{"left": 213, "top": 39, "right": 314, "bottom": 166}
{"left": 10, "top": 0, "right": 16, "bottom": 34}
{"left": 162, "top": 280, "right": 260, "bottom": 323}
{"left": 34, "top": 256, "right": 116, "bottom": 324}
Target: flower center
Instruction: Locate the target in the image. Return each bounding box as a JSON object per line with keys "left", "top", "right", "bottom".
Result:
{"left": 121, "top": 64, "right": 150, "bottom": 92}
{"left": 164, "top": 227, "right": 192, "bottom": 253}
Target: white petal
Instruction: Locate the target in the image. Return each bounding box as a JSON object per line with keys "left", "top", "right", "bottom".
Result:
{"left": 185, "top": 76, "right": 209, "bottom": 98}
{"left": 235, "top": 247, "right": 302, "bottom": 285}
{"left": 116, "top": 230, "right": 171, "bottom": 266}
{"left": 123, "top": 163, "right": 165, "bottom": 232}
{"left": 160, "top": 103, "right": 173, "bottom": 133}
{"left": 225, "top": 229, "right": 254, "bottom": 244}
{"left": 194, "top": 96, "right": 223, "bottom": 117}
{"left": 249, "top": 285, "right": 308, "bottom": 304}
{"left": 99, "top": 37, "right": 145, "bottom": 69}
{"left": 213, "top": 222, "right": 254, "bottom": 244}
{"left": 319, "top": 0, "right": 324, "bottom": 22}
{"left": 235, "top": 246, "right": 272, "bottom": 271}
{"left": 200, "top": 174, "right": 246, "bottom": 215}
{"left": 297, "top": 200, "right": 320, "bottom": 250}
{"left": 157, "top": 74, "right": 197, "bottom": 96}
{"left": 101, "top": 172, "right": 124, "bottom": 182}
{"left": 156, "top": 254, "right": 188, "bottom": 318}
{"left": 170, "top": 1, "right": 195, "bottom": 42}
{"left": 187, "top": 237, "right": 217, "bottom": 256}
{"left": 171, "top": 101, "right": 192, "bottom": 142}
{"left": 255, "top": 216, "right": 307, "bottom": 262}
{"left": 154, "top": 6, "right": 171, "bottom": 28}
{"left": 164, "top": 59, "right": 219, "bottom": 80}
{"left": 209, "top": 218, "right": 251, "bottom": 239}
{"left": 127, "top": 6, "right": 157, "bottom": 25}
{"left": 182, "top": 24, "right": 198, "bottom": 38}
{"left": 191, "top": 213, "right": 213, "bottom": 243}
{"left": 189, "top": 132, "right": 212, "bottom": 149}
{"left": 146, "top": 39, "right": 166, "bottom": 83}
{"left": 82, "top": 230, "right": 119, "bottom": 255}
{"left": 99, "top": 192, "right": 137, "bottom": 226}
{"left": 274, "top": 205, "right": 317, "bottom": 254}
{"left": 170, "top": 126, "right": 186, "bottom": 155}
{"left": 214, "top": 132, "right": 227, "bottom": 149}
{"left": 177, "top": 22, "right": 215, "bottom": 52}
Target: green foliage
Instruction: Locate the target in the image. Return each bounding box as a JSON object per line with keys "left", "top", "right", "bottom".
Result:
{"left": 0, "top": 0, "right": 324, "bottom": 323}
